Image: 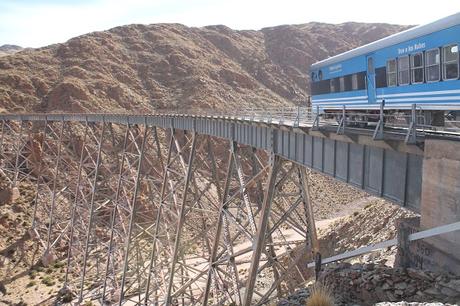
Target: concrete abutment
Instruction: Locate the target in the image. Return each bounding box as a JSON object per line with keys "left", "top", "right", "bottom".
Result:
{"left": 399, "top": 137, "right": 460, "bottom": 274}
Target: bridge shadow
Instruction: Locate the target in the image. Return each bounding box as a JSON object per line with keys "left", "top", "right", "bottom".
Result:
{"left": 0, "top": 231, "right": 42, "bottom": 288}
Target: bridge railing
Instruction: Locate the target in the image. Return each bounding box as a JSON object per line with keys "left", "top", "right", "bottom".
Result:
{"left": 152, "top": 104, "right": 459, "bottom": 145}
{"left": 154, "top": 106, "right": 316, "bottom": 127}
{"left": 306, "top": 220, "right": 460, "bottom": 276}
{"left": 2, "top": 104, "right": 459, "bottom": 142}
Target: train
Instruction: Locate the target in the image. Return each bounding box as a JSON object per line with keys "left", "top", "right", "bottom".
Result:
{"left": 309, "top": 12, "right": 460, "bottom": 126}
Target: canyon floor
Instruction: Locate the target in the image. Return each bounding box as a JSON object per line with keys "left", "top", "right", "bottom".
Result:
{"left": 0, "top": 169, "right": 424, "bottom": 306}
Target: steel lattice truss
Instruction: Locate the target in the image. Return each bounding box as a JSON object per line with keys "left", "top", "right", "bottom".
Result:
{"left": 0, "top": 118, "right": 319, "bottom": 306}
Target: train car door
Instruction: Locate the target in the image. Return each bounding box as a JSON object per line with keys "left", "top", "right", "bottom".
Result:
{"left": 366, "top": 55, "right": 376, "bottom": 104}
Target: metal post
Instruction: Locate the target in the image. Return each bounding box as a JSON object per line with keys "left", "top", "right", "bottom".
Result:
{"left": 31, "top": 119, "right": 48, "bottom": 229}
{"left": 312, "top": 105, "right": 320, "bottom": 130}
{"left": 64, "top": 122, "right": 88, "bottom": 286}
{"left": 202, "top": 142, "right": 234, "bottom": 306}
{"left": 118, "top": 124, "right": 148, "bottom": 304}
{"left": 45, "top": 119, "right": 65, "bottom": 254}
{"left": 101, "top": 124, "right": 130, "bottom": 302}
{"left": 79, "top": 121, "right": 106, "bottom": 302}
{"left": 337, "top": 105, "right": 346, "bottom": 134}
{"left": 295, "top": 106, "right": 300, "bottom": 127}
{"left": 143, "top": 130, "right": 175, "bottom": 305}
{"left": 165, "top": 132, "right": 197, "bottom": 305}
{"left": 299, "top": 167, "right": 319, "bottom": 254}
{"left": 12, "top": 121, "right": 24, "bottom": 187}
{"left": 232, "top": 145, "right": 257, "bottom": 236}
{"left": 242, "top": 154, "right": 281, "bottom": 306}
{"left": 0, "top": 120, "right": 5, "bottom": 157}
{"left": 315, "top": 253, "right": 322, "bottom": 280}
{"left": 405, "top": 103, "right": 417, "bottom": 144}
{"left": 373, "top": 99, "right": 385, "bottom": 140}
{"left": 265, "top": 234, "right": 283, "bottom": 300}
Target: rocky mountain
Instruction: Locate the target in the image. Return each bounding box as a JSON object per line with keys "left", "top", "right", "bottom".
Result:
{"left": 0, "top": 44, "right": 23, "bottom": 57}
{"left": 0, "top": 22, "right": 409, "bottom": 113}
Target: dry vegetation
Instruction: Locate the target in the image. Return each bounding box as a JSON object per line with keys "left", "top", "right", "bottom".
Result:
{"left": 305, "top": 283, "right": 334, "bottom": 306}
{"left": 0, "top": 176, "right": 66, "bottom": 305}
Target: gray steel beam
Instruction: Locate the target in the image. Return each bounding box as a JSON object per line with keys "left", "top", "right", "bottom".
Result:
{"left": 144, "top": 130, "right": 175, "bottom": 305}
{"left": 165, "top": 132, "right": 197, "bottom": 305}
{"left": 202, "top": 141, "right": 234, "bottom": 306}
{"left": 118, "top": 124, "right": 148, "bottom": 304}
{"left": 64, "top": 122, "right": 88, "bottom": 286}
{"left": 242, "top": 154, "right": 281, "bottom": 306}
{"left": 0, "top": 112, "right": 433, "bottom": 305}
{"left": 79, "top": 122, "right": 106, "bottom": 302}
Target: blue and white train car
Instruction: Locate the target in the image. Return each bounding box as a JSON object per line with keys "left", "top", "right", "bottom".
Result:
{"left": 310, "top": 12, "right": 460, "bottom": 124}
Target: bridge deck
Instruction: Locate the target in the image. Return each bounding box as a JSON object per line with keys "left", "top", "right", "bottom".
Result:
{"left": 0, "top": 113, "right": 425, "bottom": 211}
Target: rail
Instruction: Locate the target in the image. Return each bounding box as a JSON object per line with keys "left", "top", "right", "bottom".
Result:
{"left": 1, "top": 103, "right": 459, "bottom": 144}
{"left": 134, "top": 104, "right": 460, "bottom": 140}
{"left": 306, "top": 220, "right": 460, "bottom": 268}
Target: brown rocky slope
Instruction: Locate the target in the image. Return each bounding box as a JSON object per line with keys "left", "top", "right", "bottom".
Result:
{"left": 0, "top": 45, "right": 23, "bottom": 57}
{"left": 0, "top": 22, "right": 408, "bottom": 113}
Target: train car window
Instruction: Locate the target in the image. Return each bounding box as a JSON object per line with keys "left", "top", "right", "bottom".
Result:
{"left": 311, "top": 79, "right": 331, "bottom": 95}
{"left": 318, "top": 70, "right": 323, "bottom": 80}
{"left": 426, "top": 48, "right": 440, "bottom": 82}
{"left": 442, "top": 44, "right": 459, "bottom": 80}
{"left": 330, "top": 78, "right": 340, "bottom": 93}
{"left": 398, "top": 56, "right": 410, "bottom": 85}
{"left": 386, "top": 59, "right": 397, "bottom": 86}
{"left": 411, "top": 53, "right": 424, "bottom": 84}
{"left": 351, "top": 74, "right": 358, "bottom": 90}
{"left": 357, "top": 72, "right": 366, "bottom": 90}
{"left": 339, "top": 77, "right": 345, "bottom": 92}
{"left": 344, "top": 75, "right": 352, "bottom": 91}
{"left": 375, "top": 67, "right": 387, "bottom": 88}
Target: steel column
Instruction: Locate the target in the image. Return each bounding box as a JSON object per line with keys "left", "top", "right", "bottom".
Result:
{"left": 242, "top": 154, "right": 281, "bottom": 306}
{"left": 165, "top": 132, "right": 197, "bottom": 305}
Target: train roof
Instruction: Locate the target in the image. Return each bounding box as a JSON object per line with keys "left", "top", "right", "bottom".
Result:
{"left": 311, "top": 12, "right": 460, "bottom": 70}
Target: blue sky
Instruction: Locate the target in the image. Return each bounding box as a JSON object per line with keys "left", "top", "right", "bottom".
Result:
{"left": 1, "top": 0, "right": 459, "bottom": 48}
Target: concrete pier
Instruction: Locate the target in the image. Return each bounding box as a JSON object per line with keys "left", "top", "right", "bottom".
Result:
{"left": 413, "top": 137, "right": 460, "bottom": 274}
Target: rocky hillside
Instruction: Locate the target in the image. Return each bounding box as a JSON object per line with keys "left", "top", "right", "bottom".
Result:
{"left": 281, "top": 263, "right": 460, "bottom": 305}
{"left": 0, "top": 22, "right": 408, "bottom": 113}
{"left": 0, "top": 45, "right": 23, "bottom": 57}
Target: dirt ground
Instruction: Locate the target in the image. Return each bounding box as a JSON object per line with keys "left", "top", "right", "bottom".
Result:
{"left": 0, "top": 177, "right": 68, "bottom": 306}
{"left": 0, "top": 168, "right": 415, "bottom": 305}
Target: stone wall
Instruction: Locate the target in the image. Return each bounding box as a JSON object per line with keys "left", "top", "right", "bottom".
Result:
{"left": 278, "top": 263, "right": 460, "bottom": 306}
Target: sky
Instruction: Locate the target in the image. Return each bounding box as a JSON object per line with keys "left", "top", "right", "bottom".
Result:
{"left": 0, "top": 0, "right": 459, "bottom": 48}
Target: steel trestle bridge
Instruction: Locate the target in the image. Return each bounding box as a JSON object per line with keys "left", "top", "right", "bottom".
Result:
{"left": 0, "top": 108, "right": 456, "bottom": 305}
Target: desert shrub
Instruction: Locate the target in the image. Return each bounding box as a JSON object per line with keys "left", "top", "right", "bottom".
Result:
{"left": 53, "top": 261, "right": 65, "bottom": 269}
{"left": 305, "top": 283, "right": 334, "bottom": 306}
{"left": 28, "top": 270, "right": 37, "bottom": 279}
{"left": 41, "top": 275, "right": 55, "bottom": 286}
{"left": 26, "top": 281, "right": 36, "bottom": 287}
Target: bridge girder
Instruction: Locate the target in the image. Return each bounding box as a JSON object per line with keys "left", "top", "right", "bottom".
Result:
{"left": 1, "top": 117, "right": 321, "bottom": 305}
